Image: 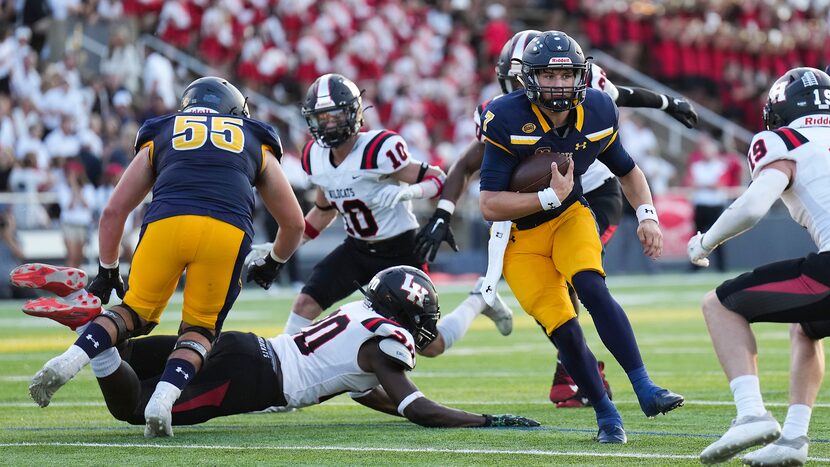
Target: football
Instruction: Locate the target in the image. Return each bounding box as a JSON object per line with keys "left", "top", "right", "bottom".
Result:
{"left": 508, "top": 151, "right": 572, "bottom": 192}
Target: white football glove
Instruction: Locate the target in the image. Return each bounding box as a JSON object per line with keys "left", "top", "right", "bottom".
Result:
{"left": 373, "top": 184, "right": 415, "bottom": 208}
{"left": 687, "top": 231, "right": 712, "bottom": 267}
{"left": 245, "top": 242, "right": 274, "bottom": 268}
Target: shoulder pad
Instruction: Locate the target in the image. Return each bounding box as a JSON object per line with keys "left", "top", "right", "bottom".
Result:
{"left": 247, "top": 119, "right": 284, "bottom": 161}
{"left": 361, "top": 130, "right": 409, "bottom": 174}
{"left": 378, "top": 337, "right": 416, "bottom": 370}
{"left": 300, "top": 140, "right": 315, "bottom": 175}
{"left": 748, "top": 129, "right": 802, "bottom": 178}
{"left": 581, "top": 89, "right": 619, "bottom": 133}
{"left": 134, "top": 116, "right": 166, "bottom": 154}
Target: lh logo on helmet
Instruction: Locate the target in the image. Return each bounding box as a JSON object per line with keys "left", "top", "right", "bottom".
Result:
{"left": 401, "top": 274, "right": 427, "bottom": 305}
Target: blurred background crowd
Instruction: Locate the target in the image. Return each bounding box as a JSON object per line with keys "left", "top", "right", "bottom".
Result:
{"left": 0, "top": 0, "right": 823, "bottom": 296}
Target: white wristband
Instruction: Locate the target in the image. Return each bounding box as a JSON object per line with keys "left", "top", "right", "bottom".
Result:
{"left": 659, "top": 94, "right": 669, "bottom": 110}
{"left": 537, "top": 187, "right": 561, "bottom": 211}
{"left": 100, "top": 259, "right": 119, "bottom": 269}
{"left": 269, "top": 249, "right": 287, "bottom": 263}
{"left": 437, "top": 199, "right": 456, "bottom": 215}
{"left": 636, "top": 204, "right": 659, "bottom": 224}
{"left": 397, "top": 391, "right": 425, "bottom": 415}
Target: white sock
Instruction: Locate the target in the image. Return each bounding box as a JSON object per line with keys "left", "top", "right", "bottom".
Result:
{"left": 436, "top": 296, "right": 481, "bottom": 350}
{"left": 729, "top": 374, "right": 766, "bottom": 418}
{"left": 152, "top": 380, "right": 182, "bottom": 404}
{"left": 90, "top": 347, "right": 122, "bottom": 378}
{"left": 781, "top": 404, "right": 812, "bottom": 439}
{"left": 284, "top": 312, "right": 313, "bottom": 335}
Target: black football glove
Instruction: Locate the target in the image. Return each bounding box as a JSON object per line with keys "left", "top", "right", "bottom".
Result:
{"left": 246, "top": 254, "right": 284, "bottom": 290}
{"left": 665, "top": 96, "right": 698, "bottom": 129}
{"left": 87, "top": 264, "right": 125, "bottom": 305}
{"left": 483, "top": 414, "right": 540, "bottom": 428}
{"left": 414, "top": 208, "right": 459, "bottom": 263}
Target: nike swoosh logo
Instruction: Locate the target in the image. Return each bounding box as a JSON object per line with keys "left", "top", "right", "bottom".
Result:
{"left": 351, "top": 175, "right": 360, "bottom": 180}
{"left": 430, "top": 218, "right": 444, "bottom": 234}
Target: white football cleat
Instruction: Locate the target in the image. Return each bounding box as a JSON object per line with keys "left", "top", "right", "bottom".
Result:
{"left": 144, "top": 389, "right": 177, "bottom": 437}
{"left": 29, "top": 350, "right": 89, "bottom": 407}
{"left": 741, "top": 435, "right": 808, "bottom": 467}
{"left": 472, "top": 277, "right": 513, "bottom": 336}
{"left": 700, "top": 412, "right": 781, "bottom": 464}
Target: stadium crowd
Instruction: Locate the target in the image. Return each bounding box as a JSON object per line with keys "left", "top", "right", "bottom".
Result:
{"left": 0, "top": 0, "right": 824, "bottom": 284}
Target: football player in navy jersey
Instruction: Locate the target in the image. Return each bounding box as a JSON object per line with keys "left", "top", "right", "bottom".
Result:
{"left": 478, "top": 31, "right": 684, "bottom": 443}
{"left": 24, "top": 77, "right": 305, "bottom": 437}
{"left": 17, "top": 265, "right": 539, "bottom": 431}
{"left": 415, "top": 29, "right": 698, "bottom": 408}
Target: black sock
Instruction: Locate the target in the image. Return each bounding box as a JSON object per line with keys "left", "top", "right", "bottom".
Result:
{"left": 159, "top": 358, "right": 196, "bottom": 391}
{"left": 73, "top": 322, "right": 113, "bottom": 358}
{"left": 572, "top": 271, "right": 644, "bottom": 372}
{"left": 549, "top": 318, "right": 605, "bottom": 403}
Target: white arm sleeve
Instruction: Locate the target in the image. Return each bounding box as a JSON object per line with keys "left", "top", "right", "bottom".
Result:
{"left": 701, "top": 168, "right": 790, "bottom": 250}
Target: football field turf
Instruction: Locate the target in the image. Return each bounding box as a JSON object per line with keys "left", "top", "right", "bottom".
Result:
{"left": 1, "top": 273, "right": 829, "bottom": 465}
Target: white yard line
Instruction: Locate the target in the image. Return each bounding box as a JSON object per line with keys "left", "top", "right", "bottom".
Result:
{"left": 1, "top": 441, "right": 828, "bottom": 462}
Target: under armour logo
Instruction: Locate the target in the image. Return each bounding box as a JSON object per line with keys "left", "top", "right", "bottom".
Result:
{"left": 644, "top": 208, "right": 654, "bottom": 214}
{"left": 510, "top": 235, "right": 516, "bottom": 243}
{"left": 495, "top": 232, "right": 503, "bottom": 238}
{"left": 575, "top": 142, "right": 587, "bottom": 150}
{"left": 85, "top": 334, "right": 99, "bottom": 349}
{"left": 485, "top": 285, "right": 493, "bottom": 293}
{"left": 546, "top": 202, "right": 556, "bottom": 209}
{"left": 176, "top": 366, "right": 190, "bottom": 380}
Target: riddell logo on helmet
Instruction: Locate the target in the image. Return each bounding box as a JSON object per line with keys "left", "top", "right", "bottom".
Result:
{"left": 549, "top": 58, "right": 572, "bottom": 64}
{"left": 804, "top": 116, "right": 830, "bottom": 125}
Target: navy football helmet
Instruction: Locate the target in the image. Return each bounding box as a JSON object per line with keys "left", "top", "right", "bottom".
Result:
{"left": 179, "top": 77, "right": 249, "bottom": 117}
{"left": 302, "top": 73, "right": 364, "bottom": 148}
{"left": 520, "top": 31, "right": 590, "bottom": 112}
{"left": 364, "top": 266, "right": 440, "bottom": 351}
{"left": 496, "top": 30, "right": 541, "bottom": 94}
{"left": 763, "top": 67, "right": 830, "bottom": 130}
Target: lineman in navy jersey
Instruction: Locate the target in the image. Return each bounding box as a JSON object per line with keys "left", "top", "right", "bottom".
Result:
{"left": 254, "top": 74, "right": 512, "bottom": 359}
{"left": 690, "top": 67, "right": 830, "bottom": 465}
{"left": 27, "top": 77, "right": 305, "bottom": 438}
{"left": 19, "top": 265, "right": 539, "bottom": 430}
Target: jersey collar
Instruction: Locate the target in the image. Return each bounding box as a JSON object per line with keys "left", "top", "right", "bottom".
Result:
{"left": 529, "top": 103, "right": 585, "bottom": 134}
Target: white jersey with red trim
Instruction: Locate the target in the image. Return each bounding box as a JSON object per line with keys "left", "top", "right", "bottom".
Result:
{"left": 746, "top": 115, "right": 830, "bottom": 251}
{"left": 474, "top": 62, "right": 619, "bottom": 193}
{"left": 300, "top": 130, "right": 419, "bottom": 240}
{"left": 268, "top": 301, "right": 417, "bottom": 408}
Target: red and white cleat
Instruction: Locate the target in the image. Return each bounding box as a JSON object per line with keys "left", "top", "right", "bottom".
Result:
{"left": 10, "top": 263, "right": 88, "bottom": 297}
{"left": 23, "top": 294, "right": 102, "bottom": 330}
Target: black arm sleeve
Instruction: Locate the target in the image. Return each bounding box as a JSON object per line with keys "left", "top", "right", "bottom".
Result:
{"left": 614, "top": 86, "right": 665, "bottom": 109}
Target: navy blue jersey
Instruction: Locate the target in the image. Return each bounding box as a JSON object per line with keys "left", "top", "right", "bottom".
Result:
{"left": 479, "top": 88, "right": 635, "bottom": 226}
{"left": 135, "top": 112, "right": 283, "bottom": 238}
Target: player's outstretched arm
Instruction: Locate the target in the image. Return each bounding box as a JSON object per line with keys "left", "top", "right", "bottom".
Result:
{"left": 303, "top": 187, "right": 339, "bottom": 241}
{"left": 688, "top": 161, "right": 792, "bottom": 267}
{"left": 364, "top": 341, "right": 538, "bottom": 428}
{"left": 249, "top": 153, "right": 305, "bottom": 289}
{"left": 615, "top": 85, "right": 698, "bottom": 128}
{"left": 91, "top": 146, "right": 154, "bottom": 302}
{"left": 414, "top": 141, "right": 485, "bottom": 262}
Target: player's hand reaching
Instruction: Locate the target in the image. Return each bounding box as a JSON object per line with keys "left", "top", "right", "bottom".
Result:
{"left": 483, "top": 414, "right": 540, "bottom": 428}
{"left": 665, "top": 96, "right": 698, "bottom": 129}
{"left": 687, "top": 231, "right": 712, "bottom": 267}
{"left": 637, "top": 219, "right": 663, "bottom": 258}
{"left": 88, "top": 264, "right": 125, "bottom": 304}
{"left": 374, "top": 184, "right": 416, "bottom": 208}
{"left": 246, "top": 254, "right": 284, "bottom": 289}
{"left": 414, "top": 208, "right": 459, "bottom": 262}
{"left": 550, "top": 161, "right": 574, "bottom": 202}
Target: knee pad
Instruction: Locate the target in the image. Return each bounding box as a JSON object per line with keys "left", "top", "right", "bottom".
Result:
{"left": 179, "top": 325, "right": 216, "bottom": 344}
{"left": 174, "top": 339, "right": 209, "bottom": 365}
{"left": 99, "top": 306, "right": 157, "bottom": 345}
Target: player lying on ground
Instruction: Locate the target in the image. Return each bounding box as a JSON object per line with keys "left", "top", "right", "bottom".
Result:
{"left": 14, "top": 264, "right": 538, "bottom": 433}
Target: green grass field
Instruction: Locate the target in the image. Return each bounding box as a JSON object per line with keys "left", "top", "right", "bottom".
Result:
{"left": 1, "top": 273, "right": 828, "bottom": 465}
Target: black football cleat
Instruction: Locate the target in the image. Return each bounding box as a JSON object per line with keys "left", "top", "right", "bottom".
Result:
{"left": 640, "top": 388, "right": 685, "bottom": 417}
{"left": 596, "top": 424, "right": 627, "bottom": 444}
